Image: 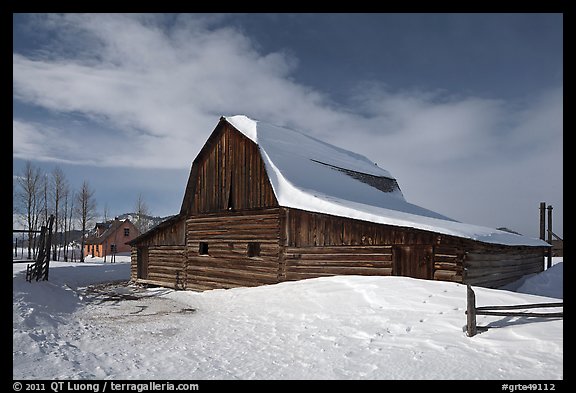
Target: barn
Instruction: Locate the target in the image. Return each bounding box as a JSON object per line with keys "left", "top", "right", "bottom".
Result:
{"left": 129, "top": 115, "right": 549, "bottom": 291}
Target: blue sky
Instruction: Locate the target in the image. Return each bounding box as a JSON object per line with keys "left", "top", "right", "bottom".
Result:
{"left": 12, "top": 13, "right": 563, "bottom": 238}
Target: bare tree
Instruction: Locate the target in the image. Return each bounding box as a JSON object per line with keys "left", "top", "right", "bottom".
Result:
{"left": 51, "top": 167, "right": 67, "bottom": 260}
{"left": 60, "top": 181, "right": 72, "bottom": 261}
{"left": 65, "top": 190, "right": 76, "bottom": 261}
{"left": 42, "top": 172, "right": 49, "bottom": 225}
{"left": 103, "top": 202, "right": 110, "bottom": 223}
{"left": 15, "top": 162, "right": 44, "bottom": 259}
{"left": 62, "top": 188, "right": 69, "bottom": 261}
{"left": 133, "top": 193, "right": 152, "bottom": 233}
{"left": 75, "top": 181, "right": 97, "bottom": 262}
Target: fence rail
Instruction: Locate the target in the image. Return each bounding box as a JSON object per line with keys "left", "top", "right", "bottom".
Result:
{"left": 465, "top": 284, "right": 562, "bottom": 337}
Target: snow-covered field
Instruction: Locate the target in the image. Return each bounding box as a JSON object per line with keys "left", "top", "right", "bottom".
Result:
{"left": 13, "top": 256, "right": 562, "bottom": 380}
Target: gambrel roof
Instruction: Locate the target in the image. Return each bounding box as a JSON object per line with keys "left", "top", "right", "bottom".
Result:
{"left": 220, "top": 115, "right": 548, "bottom": 247}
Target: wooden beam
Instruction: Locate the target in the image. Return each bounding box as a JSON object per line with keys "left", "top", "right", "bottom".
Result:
{"left": 475, "top": 302, "right": 562, "bottom": 311}
{"left": 475, "top": 311, "right": 563, "bottom": 318}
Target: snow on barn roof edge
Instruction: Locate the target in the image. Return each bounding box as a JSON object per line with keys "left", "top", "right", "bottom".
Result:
{"left": 223, "top": 115, "right": 548, "bottom": 248}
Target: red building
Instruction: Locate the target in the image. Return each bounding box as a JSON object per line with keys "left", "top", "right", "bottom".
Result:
{"left": 85, "top": 218, "right": 140, "bottom": 258}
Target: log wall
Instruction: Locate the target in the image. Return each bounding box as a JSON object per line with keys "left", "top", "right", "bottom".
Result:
{"left": 464, "top": 247, "right": 545, "bottom": 288}
{"left": 131, "top": 205, "right": 546, "bottom": 291}
{"left": 130, "top": 246, "right": 186, "bottom": 289}
{"left": 283, "top": 208, "right": 438, "bottom": 281}
{"left": 130, "top": 248, "right": 137, "bottom": 281}
{"left": 185, "top": 208, "right": 282, "bottom": 291}
{"left": 433, "top": 244, "right": 465, "bottom": 283}
{"left": 284, "top": 245, "right": 393, "bottom": 281}
{"left": 130, "top": 216, "right": 187, "bottom": 288}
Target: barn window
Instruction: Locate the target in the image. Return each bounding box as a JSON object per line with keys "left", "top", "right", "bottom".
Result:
{"left": 247, "top": 242, "right": 261, "bottom": 258}
{"left": 199, "top": 242, "right": 209, "bottom": 255}
{"left": 124, "top": 228, "right": 130, "bottom": 237}
{"left": 110, "top": 244, "right": 117, "bottom": 253}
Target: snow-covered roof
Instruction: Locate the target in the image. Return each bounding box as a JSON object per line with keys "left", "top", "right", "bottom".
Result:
{"left": 224, "top": 115, "right": 548, "bottom": 247}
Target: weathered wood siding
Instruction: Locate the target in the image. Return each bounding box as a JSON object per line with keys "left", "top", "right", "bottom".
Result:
{"left": 429, "top": 238, "right": 545, "bottom": 288}
{"left": 281, "top": 208, "right": 545, "bottom": 288}
{"left": 130, "top": 216, "right": 187, "bottom": 288}
{"left": 282, "top": 208, "right": 437, "bottom": 281}
{"left": 463, "top": 246, "right": 545, "bottom": 288}
{"left": 393, "top": 245, "right": 433, "bottom": 279}
{"left": 141, "top": 245, "right": 186, "bottom": 289}
{"left": 283, "top": 208, "right": 439, "bottom": 247}
{"left": 433, "top": 245, "right": 465, "bottom": 283}
{"left": 130, "top": 248, "right": 138, "bottom": 281}
{"left": 132, "top": 118, "right": 548, "bottom": 292}
{"left": 284, "top": 245, "right": 394, "bottom": 281}
{"left": 132, "top": 216, "right": 186, "bottom": 247}
{"left": 186, "top": 208, "right": 282, "bottom": 291}
{"left": 187, "top": 122, "right": 278, "bottom": 215}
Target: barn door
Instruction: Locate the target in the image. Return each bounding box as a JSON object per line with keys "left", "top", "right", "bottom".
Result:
{"left": 393, "top": 245, "right": 433, "bottom": 279}
{"left": 137, "top": 247, "right": 149, "bottom": 279}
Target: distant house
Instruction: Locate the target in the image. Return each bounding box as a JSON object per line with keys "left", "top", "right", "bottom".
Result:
{"left": 85, "top": 218, "right": 140, "bottom": 258}
{"left": 129, "top": 115, "right": 549, "bottom": 291}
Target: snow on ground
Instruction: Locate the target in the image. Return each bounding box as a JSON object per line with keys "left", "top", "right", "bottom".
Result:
{"left": 501, "top": 260, "right": 563, "bottom": 299}
{"left": 13, "top": 256, "right": 562, "bottom": 380}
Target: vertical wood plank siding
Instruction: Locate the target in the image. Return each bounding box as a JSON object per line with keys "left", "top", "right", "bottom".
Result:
{"left": 190, "top": 123, "right": 277, "bottom": 214}
{"left": 284, "top": 208, "right": 439, "bottom": 248}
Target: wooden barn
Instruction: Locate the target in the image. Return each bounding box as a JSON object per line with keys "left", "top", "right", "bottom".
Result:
{"left": 129, "top": 115, "right": 549, "bottom": 291}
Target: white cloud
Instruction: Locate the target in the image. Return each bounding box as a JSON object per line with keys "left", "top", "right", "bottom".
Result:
{"left": 12, "top": 119, "right": 82, "bottom": 164}
{"left": 13, "top": 14, "right": 562, "bottom": 237}
{"left": 13, "top": 14, "right": 344, "bottom": 168}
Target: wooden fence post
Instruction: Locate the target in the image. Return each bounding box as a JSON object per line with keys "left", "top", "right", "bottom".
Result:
{"left": 43, "top": 215, "right": 54, "bottom": 280}
{"left": 547, "top": 205, "right": 553, "bottom": 269}
{"left": 466, "top": 284, "right": 477, "bottom": 337}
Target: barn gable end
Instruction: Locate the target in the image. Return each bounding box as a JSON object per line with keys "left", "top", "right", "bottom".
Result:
{"left": 180, "top": 119, "right": 278, "bottom": 216}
